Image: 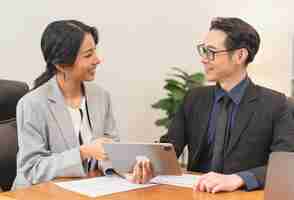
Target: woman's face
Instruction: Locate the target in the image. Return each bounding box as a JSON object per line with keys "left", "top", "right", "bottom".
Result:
{"left": 66, "top": 33, "right": 101, "bottom": 82}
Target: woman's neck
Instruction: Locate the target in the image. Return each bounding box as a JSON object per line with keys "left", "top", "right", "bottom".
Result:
{"left": 56, "top": 73, "right": 84, "bottom": 107}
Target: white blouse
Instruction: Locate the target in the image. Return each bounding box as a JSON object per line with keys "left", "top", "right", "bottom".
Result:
{"left": 66, "top": 97, "right": 93, "bottom": 145}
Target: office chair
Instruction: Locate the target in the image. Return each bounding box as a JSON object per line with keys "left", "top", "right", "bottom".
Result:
{"left": 287, "top": 97, "right": 294, "bottom": 118}
{"left": 0, "top": 80, "right": 29, "bottom": 191}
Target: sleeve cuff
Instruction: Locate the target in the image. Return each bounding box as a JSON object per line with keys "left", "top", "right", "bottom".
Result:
{"left": 56, "top": 147, "right": 87, "bottom": 178}
{"left": 237, "top": 171, "right": 260, "bottom": 191}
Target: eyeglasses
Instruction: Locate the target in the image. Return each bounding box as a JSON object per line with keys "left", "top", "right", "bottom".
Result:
{"left": 196, "top": 43, "right": 242, "bottom": 61}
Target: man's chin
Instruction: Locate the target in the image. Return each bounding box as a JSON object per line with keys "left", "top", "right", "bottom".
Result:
{"left": 205, "top": 75, "right": 217, "bottom": 82}
{"left": 84, "top": 76, "right": 95, "bottom": 82}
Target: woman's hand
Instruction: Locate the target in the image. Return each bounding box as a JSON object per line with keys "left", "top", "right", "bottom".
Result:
{"left": 80, "top": 137, "right": 113, "bottom": 161}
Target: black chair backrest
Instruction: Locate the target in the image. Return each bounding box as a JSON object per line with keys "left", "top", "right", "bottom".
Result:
{"left": 0, "top": 80, "right": 29, "bottom": 191}
{"left": 287, "top": 97, "right": 294, "bottom": 118}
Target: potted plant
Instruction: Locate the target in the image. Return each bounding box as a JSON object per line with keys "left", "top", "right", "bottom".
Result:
{"left": 152, "top": 67, "right": 205, "bottom": 129}
{"left": 152, "top": 67, "right": 205, "bottom": 166}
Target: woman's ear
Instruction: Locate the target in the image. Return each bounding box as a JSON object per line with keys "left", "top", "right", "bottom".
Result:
{"left": 55, "top": 64, "right": 64, "bottom": 73}
{"left": 55, "top": 64, "right": 72, "bottom": 81}
{"left": 55, "top": 64, "right": 70, "bottom": 73}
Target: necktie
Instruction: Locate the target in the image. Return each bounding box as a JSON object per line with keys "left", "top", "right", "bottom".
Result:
{"left": 211, "top": 95, "right": 232, "bottom": 172}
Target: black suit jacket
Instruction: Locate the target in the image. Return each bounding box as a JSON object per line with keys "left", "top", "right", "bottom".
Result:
{"left": 164, "top": 80, "right": 294, "bottom": 187}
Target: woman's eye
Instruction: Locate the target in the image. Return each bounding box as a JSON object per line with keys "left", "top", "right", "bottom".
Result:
{"left": 84, "top": 54, "right": 92, "bottom": 58}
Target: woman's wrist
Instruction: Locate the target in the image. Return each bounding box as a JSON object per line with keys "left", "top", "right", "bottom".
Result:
{"left": 80, "top": 145, "right": 89, "bottom": 161}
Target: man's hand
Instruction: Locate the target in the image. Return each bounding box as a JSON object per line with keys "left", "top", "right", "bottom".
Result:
{"left": 129, "top": 159, "right": 154, "bottom": 184}
{"left": 193, "top": 172, "right": 245, "bottom": 193}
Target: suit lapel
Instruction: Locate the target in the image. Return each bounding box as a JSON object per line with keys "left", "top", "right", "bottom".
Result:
{"left": 225, "top": 81, "right": 259, "bottom": 156}
{"left": 83, "top": 83, "right": 97, "bottom": 135}
{"left": 189, "top": 87, "right": 214, "bottom": 167}
{"left": 197, "top": 88, "right": 215, "bottom": 145}
{"left": 47, "top": 77, "right": 78, "bottom": 148}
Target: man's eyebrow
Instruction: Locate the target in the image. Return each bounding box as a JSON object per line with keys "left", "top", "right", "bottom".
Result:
{"left": 206, "top": 45, "right": 217, "bottom": 50}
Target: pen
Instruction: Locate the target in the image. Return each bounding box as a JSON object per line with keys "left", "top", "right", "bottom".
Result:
{"left": 105, "top": 168, "right": 126, "bottom": 179}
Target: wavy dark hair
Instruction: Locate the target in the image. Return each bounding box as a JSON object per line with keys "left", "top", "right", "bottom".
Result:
{"left": 210, "top": 17, "right": 260, "bottom": 66}
{"left": 33, "top": 20, "right": 99, "bottom": 89}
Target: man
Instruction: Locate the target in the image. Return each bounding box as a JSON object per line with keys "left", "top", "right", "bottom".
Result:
{"left": 162, "top": 17, "right": 294, "bottom": 193}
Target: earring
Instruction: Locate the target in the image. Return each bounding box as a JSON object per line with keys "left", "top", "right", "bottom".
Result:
{"left": 63, "top": 72, "right": 67, "bottom": 81}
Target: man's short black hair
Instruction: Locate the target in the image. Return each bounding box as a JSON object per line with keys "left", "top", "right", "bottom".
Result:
{"left": 210, "top": 17, "right": 260, "bottom": 65}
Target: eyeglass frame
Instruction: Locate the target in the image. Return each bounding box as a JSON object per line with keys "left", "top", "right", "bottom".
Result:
{"left": 196, "top": 43, "right": 244, "bottom": 61}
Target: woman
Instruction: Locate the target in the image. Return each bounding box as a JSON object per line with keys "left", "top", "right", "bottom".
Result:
{"left": 13, "top": 20, "right": 152, "bottom": 189}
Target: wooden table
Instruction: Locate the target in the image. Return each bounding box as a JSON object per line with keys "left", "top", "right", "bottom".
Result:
{"left": 1, "top": 181, "right": 264, "bottom": 200}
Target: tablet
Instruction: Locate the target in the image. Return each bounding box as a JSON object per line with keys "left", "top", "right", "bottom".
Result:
{"left": 265, "top": 152, "right": 294, "bottom": 200}
{"left": 103, "top": 142, "right": 182, "bottom": 175}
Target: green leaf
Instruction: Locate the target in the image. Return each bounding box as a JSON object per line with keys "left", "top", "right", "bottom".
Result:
{"left": 169, "top": 88, "right": 186, "bottom": 101}
{"left": 186, "top": 73, "right": 205, "bottom": 89}
{"left": 155, "top": 117, "right": 171, "bottom": 129}
{"left": 168, "top": 74, "right": 189, "bottom": 82}
{"left": 188, "top": 73, "right": 205, "bottom": 83}
{"left": 164, "top": 82, "right": 186, "bottom": 93}
{"left": 151, "top": 98, "right": 173, "bottom": 111}
{"left": 171, "top": 67, "right": 189, "bottom": 77}
{"left": 165, "top": 79, "right": 185, "bottom": 88}
{"left": 171, "top": 100, "right": 182, "bottom": 115}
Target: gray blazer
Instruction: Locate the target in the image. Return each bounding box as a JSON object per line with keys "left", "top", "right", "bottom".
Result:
{"left": 13, "top": 77, "right": 118, "bottom": 189}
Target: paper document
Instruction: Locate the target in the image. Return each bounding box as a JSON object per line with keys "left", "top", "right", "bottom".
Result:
{"left": 55, "top": 176, "right": 157, "bottom": 198}
{"left": 150, "top": 174, "right": 199, "bottom": 188}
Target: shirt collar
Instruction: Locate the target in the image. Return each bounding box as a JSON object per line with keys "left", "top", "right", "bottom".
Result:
{"left": 214, "top": 77, "right": 249, "bottom": 105}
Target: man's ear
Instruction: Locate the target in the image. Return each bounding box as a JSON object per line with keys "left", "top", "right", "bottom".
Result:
{"left": 235, "top": 48, "right": 248, "bottom": 65}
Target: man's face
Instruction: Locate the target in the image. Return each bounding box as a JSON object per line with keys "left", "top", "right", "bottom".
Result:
{"left": 200, "top": 30, "right": 238, "bottom": 83}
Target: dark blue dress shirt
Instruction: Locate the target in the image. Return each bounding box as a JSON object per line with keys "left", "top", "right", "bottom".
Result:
{"left": 197, "top": 77, "right": 259, "bottom": 191}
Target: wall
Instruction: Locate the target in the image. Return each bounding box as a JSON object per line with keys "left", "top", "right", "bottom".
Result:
{"left": 1, "top": 1, "right": 293, "bottom": 142}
